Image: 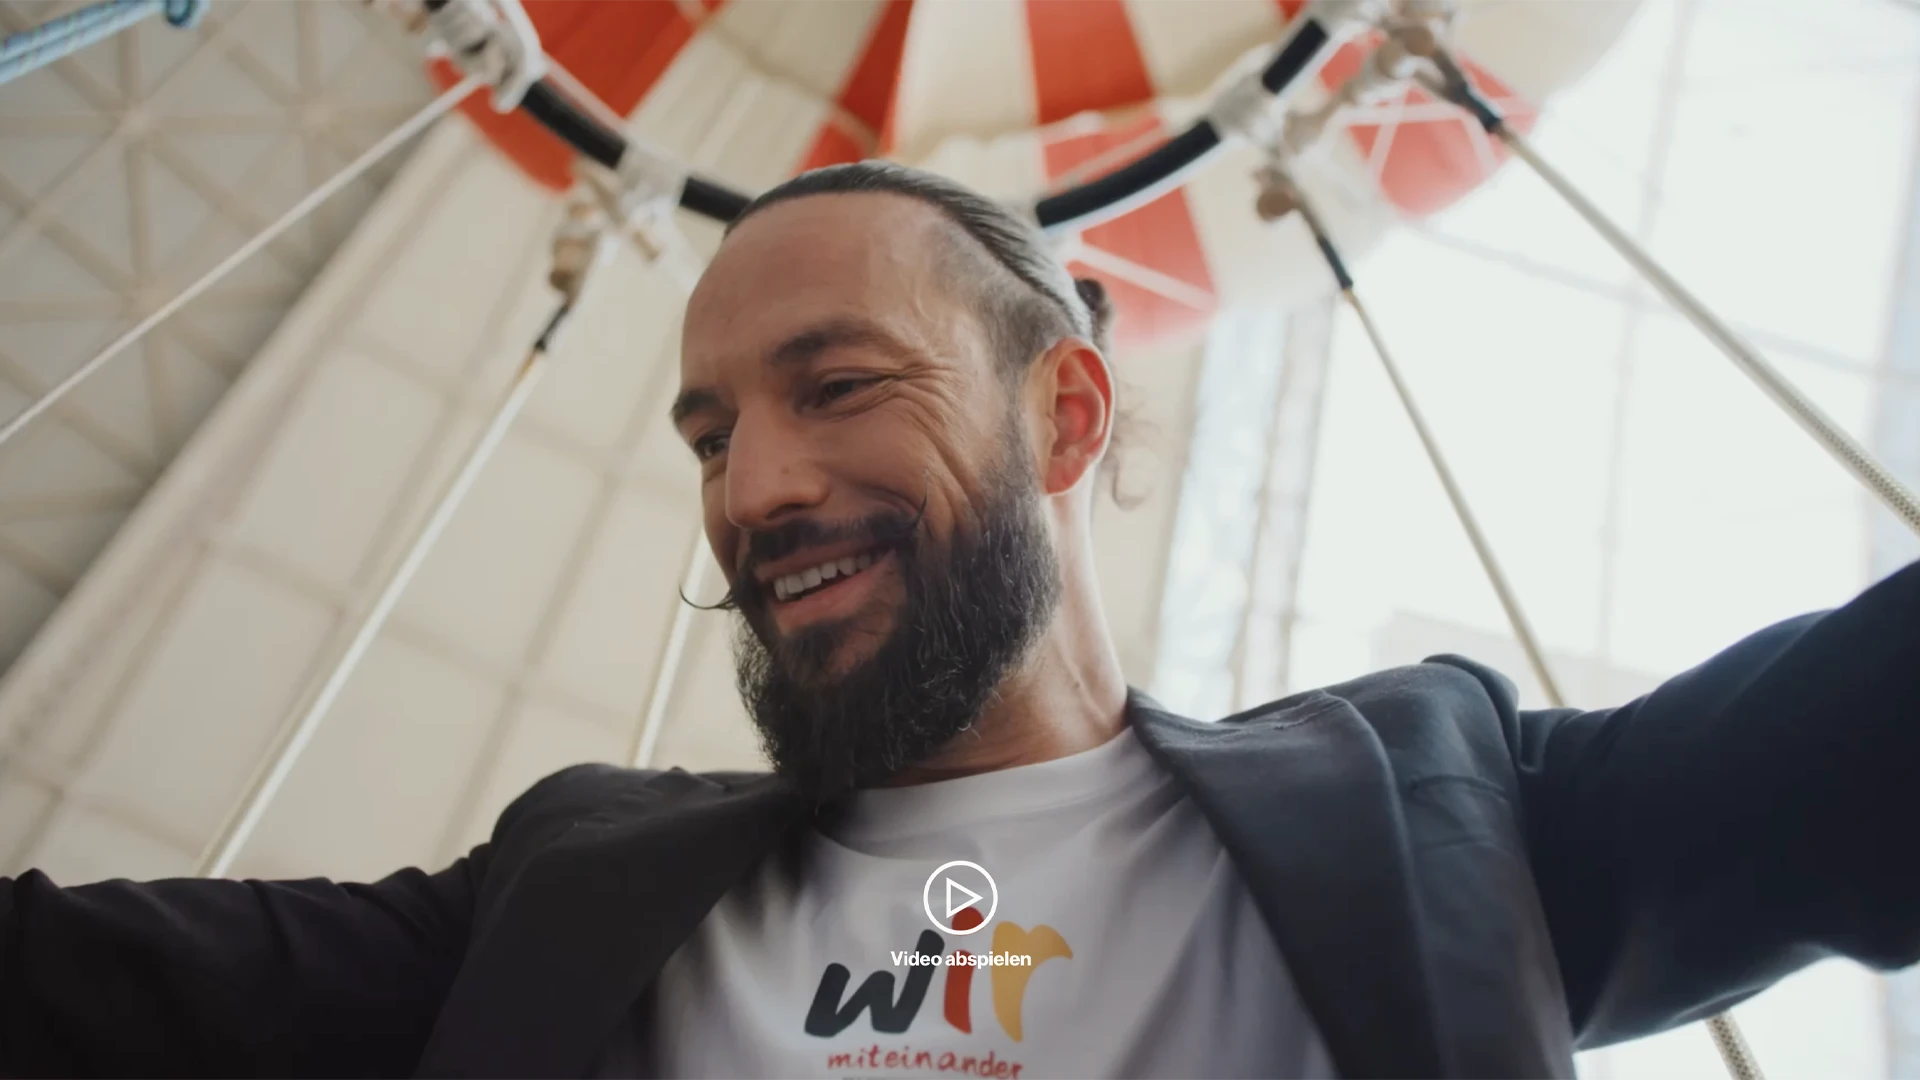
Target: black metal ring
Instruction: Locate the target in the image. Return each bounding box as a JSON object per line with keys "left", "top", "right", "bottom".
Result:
{"left": 514, "top": 15, "right": 1333, "bottom": 230}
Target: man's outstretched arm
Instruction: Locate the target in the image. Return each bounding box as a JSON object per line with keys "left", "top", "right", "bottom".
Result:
{"left": 0, "top": 851, "right": 485, "bottom": 1078}
{"left": 1453, "top": 558, "right": 1920, "bottom": 1049}
{"left": 0, "top": 759, "right": 612, "bottom": 1077}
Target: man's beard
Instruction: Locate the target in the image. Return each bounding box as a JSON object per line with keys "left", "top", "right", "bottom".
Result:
{"left": 728, "top": 437, "right": 1061, "bottom": 803}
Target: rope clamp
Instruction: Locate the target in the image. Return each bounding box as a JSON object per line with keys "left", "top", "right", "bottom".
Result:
{"left": 423, "top": 0, "right": 547, "bottom": 112}
{"left": 1207, "top": 71, "right": 1295, "bottom": 151}
{"left": 548, "top": 200, "right": 616, "bottom": 306}
{"left": 577, "top": 137, "right": 690, "bottom": 265}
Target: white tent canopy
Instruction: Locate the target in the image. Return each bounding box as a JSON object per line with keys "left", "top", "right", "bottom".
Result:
{"left": 1, "top": 0, "right": 1919, "bottom": 1075}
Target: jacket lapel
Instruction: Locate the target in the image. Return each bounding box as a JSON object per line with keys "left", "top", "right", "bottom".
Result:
{"left": 417, "top": 770, "right": 805, "bottom": 1078}
{"left": 1129, "top": 689, "right": 1445, "bottom": 1079}
{"left": 420, "top": 694, "right": 1447, "bottom": 1077}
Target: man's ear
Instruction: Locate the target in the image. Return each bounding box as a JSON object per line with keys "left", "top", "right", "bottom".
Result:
{"left": 1030, "top": 336, "right": 1114, "bottom": 497}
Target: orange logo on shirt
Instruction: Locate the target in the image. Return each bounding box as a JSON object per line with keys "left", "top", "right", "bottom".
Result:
{"left": 807, "top": 905, "right": 1072, "bottom": 1043}
{"left": 942, "top": 907, "right": 1073, "bottom": 1041}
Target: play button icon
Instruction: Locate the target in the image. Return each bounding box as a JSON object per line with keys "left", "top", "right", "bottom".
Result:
{"left": 946, "top": 877, "right": 983, "bottom": 919}
{"left": 923, "top": 860, "right": 997, "bottom": 935}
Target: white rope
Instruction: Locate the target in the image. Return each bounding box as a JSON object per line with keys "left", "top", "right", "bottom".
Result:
{"left": 196, "top": 201, "right": 616, "bottom": 878}
{"left": 1338, "top": 285, "right": 1567, "bottom": 707}
{"left": 197, "top": 333, "right": 555, "bottom": 878}
{"left": 1489, "top": 119, "right": 1771, "bottom": 1080}
{"left": 0, "top": 75, "right": 484, "bottom": 455}
{"left": 628, "top": 534, "right": 709, "bottom": 769}
{"left": 1320, "top": 65, "right": 1777, "bottom": 1074}
{"left": 1278, "top": 158, "right": 1573, "bottom": 715}
{"left": 607, "top": 135, "right": 708, "bottom": 770}
{"left": 1706, "top": 1014, "right": 1765, "bottom": 1080}
{"left": 1332, "top": 222, "right": 1767, "bottom": 1080}
{"left": 1412, "top": 62, "right": 1920, "bottom": 541}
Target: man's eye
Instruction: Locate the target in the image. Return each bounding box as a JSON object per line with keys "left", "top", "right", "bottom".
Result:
{"left": 813, "top": 377, "right": 873, "bottom": 406}
{"left": 692, "top": 431, "right": 730, "bottom": 461}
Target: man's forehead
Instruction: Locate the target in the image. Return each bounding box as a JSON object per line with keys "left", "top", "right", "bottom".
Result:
{"left": 691, "top": 194, "right": 952, "bottom": 311}
{"left": 680, "top": 194, "right": 969, "bottom": 372}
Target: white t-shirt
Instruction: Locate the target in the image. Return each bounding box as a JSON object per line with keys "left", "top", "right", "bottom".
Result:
{"left": 644, "top": 727, "right": 1336, "bottom": 1079}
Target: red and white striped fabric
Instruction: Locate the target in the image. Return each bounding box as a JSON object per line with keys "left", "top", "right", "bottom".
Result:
{"left": 434, "top": 0, "right": 1638, "bottom": 348}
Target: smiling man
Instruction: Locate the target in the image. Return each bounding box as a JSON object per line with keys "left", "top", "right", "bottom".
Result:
{"left": 671, "top": 166, "right": 1117, "bottom": 803}
{"left": 6, "top": 162, "right": 1920, "bottom": 1080}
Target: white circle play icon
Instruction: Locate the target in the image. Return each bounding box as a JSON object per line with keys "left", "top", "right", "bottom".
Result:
{"left": 922, "top": 859, "right": 998, "bottom": 935}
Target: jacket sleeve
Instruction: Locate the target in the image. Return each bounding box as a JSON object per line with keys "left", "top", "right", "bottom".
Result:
{"left": 0, "top": 761, "right": 609, "bottom": 1078}
{"left": 1465, "top": 557, "right": 1920, "bottom": 1049}
{"left": 0, "top": 855, "right": 485, "bottom": 1077}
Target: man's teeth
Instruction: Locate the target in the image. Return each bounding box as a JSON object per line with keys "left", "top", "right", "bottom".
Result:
{"left": 773, "top": 552, "right": 877, "bottom": 601}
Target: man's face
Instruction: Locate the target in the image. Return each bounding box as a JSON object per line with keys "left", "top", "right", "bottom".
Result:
{"left": 674, "top": 192, "right": 1062, "bottom": 798}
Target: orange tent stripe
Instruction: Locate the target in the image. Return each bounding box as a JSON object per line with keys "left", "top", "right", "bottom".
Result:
{"left": 1043, "top": 113, "right": 1217, "bottom": 347}
{"left": 840, "top": 0, "right": 915, "bottom": 139}
{"left": 1025, "top": 0, "right": 1155, "bottom": 126}
{"left": 798, "top": 0, "right": 916, "bottom": 172}
{"left": 1067, "top": 256, "right": 1214, "bottom": 348}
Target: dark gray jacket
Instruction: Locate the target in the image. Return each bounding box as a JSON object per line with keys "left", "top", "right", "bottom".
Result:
{"left": 6, "top": 560, "right": 1920, "bottom": 1078}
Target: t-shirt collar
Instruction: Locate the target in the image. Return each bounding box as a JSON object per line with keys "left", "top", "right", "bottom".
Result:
{"left": 826, "top": 725, "right": 1157, "bottom": 844}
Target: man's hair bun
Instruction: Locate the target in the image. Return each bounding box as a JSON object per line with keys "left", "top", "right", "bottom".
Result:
{"left": 1073, "top": 277, "right": 1114, "bottom": 353}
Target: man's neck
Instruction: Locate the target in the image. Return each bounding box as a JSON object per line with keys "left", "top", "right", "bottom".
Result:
{"left": 884, "top": 579, "right": 1129, "bottom": 786}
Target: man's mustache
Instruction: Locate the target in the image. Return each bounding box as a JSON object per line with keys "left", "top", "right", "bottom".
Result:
{"left": 742, "top": 504, "right": 925, "bottom": 570}
{"left": 706, "top": 496, "right": 929, "bottom": 615}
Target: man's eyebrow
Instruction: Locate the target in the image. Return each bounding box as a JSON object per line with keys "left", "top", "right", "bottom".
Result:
{"left": 768, "top": 317, "right": 913, "bottom": 369}
{"left": 669, "top": 386, "right": 722, "bottom": 429}
{"left": 672, "top": 318, "right": 914, "bottom": 428}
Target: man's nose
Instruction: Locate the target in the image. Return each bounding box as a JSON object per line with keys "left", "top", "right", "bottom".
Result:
{"left": 723, "top": 418, "right": 830, "bottom": 530}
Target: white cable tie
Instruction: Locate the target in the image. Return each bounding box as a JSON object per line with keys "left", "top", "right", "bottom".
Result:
{"left": 612, "top": 137, "right": 689, "bottom": 225}
{"left": 486, "top": 0, "right": 546, "bottom": 110}
{"left": 1276, "top": 103, "right": 1332, "bottom": 161}
{"left": 1208, "top": 71, "right": 1291, "bottom": 150}
{"left": 425, "top": 2, "right": 496, "bottom": 74}
{"left": 575, "top": 139, "right": 693, "bottom": 276}
{"left": 425, "top": 0, "right": 545, "bottom": 112}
